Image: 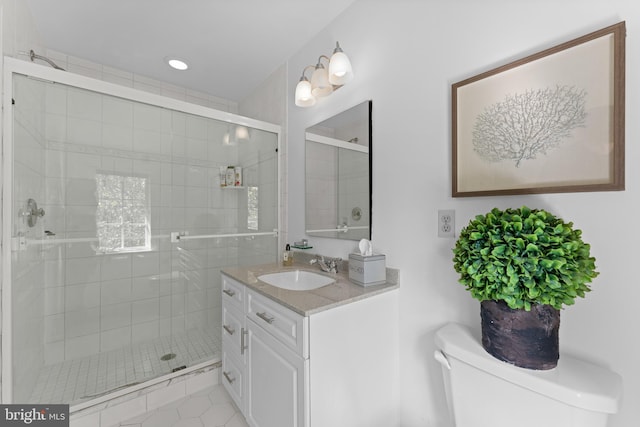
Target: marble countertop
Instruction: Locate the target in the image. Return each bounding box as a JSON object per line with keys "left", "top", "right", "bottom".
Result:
{"left": 221, "top": 257, "right": 399, "bottom": 316}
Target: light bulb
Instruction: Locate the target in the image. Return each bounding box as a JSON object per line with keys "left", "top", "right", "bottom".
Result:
{"left": 235, "top": 126, "right": 249, "bottom": 141}
{"left": 295, "top": 78, "right": 316, "bottom": 107}
{"left": 311, "top": 65, "right": 333, "bottom": 97}
{"left": 328, "top": 42, "right": 353, "bottom": 85}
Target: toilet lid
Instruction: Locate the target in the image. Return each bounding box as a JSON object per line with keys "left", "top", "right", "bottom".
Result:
{"left": 435, "top": 323, "right": 622, "bottom": 413}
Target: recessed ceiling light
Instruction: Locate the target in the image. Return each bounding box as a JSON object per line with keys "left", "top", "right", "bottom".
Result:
{"left": 166, "top": 57, "right": 189, "bottom": 71}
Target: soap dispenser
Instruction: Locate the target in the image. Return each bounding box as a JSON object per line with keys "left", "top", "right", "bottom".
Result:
{"left": 283, "top": 244, "right": 293, "bottom": 266}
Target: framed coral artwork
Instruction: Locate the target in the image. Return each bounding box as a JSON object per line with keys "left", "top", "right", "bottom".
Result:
{"left": 452, "top": 21, "right": 625, "bottom": 197}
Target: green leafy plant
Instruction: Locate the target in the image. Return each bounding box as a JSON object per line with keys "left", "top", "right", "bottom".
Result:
{"left": 452, "top": 206, "right": 598, "bottom": 311}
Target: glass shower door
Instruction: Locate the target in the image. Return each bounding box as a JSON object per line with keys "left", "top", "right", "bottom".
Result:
{"left": 5, "top": 67, "right": 279, "bottom": 406}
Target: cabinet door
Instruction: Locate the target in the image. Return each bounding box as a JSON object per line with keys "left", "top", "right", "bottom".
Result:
{"left": 245, "top": 319, "right": 308, "bottom": 427}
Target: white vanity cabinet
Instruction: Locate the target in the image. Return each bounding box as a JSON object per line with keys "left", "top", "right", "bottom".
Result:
{"left": 221, "top": 274, "right": 247, "bottom": 408}
{"left": 221, "top": 272, "right": 399, "bottom": 427}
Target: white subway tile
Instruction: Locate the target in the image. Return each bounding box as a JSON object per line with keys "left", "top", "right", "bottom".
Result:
{"left": 132, "top": 252, "right": 159, "bottom": 278}
{"left": 101, "top": 254, "right": 132, "bottom": 281}
{"left": 44, "top": 286, "right": 65, "bottom": 315}
{"left": 66, "top": 151, "right": 100, "bottom": 180}
{"left": 100, "top": 278, "right": 132, "bottom": 305}
{"left": 66, "top": 307, "right": 100, "bottom": 337}
{"left": 131, "top": 275, "right": 160, "bottom": 300}
{"left": 66, "top": 256, "right": 101, "bottom": 284}
{"left": 65, "top": 205, "right": 98, "bottom": 233}
{"left": 68, "top": 87, "right": 102, "bottom": 121}
{"left": 68, "top": 117, "right": 102, "bottom": 146}
{"left": 131, "top": 319, "right": 159, "bottom": 343}
{"left": 44, "top": 313, "right": 65, "bottom": 343}
{"left": 65, "top": 281, "right": 100, "bottom": 311}
{"left": 101, "top": 302, "right": 132, "bottom": 331}
{"left": 100, "top": 326, "right": 131, "bottom": 352}
{"left": 65, "top": 333, "right": 99, "bottom": 359}
{"left": 132, "top": 298, "right": 159, "bottom": 324}
{"left": 66, "top": 178, "right": 97, "bottom": 206}
{"left": 44, "top": 341, "right": 65, "bottom": 365}
{"left": 102, "top": 123, "right": 133, "bottom": 151}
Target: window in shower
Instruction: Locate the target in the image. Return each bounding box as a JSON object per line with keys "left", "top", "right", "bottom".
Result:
{"left": 95, "top": 172, "right": 151, "bottom": 253}
{"left": 247, "top": 186, "right": 259, "bottom": 230}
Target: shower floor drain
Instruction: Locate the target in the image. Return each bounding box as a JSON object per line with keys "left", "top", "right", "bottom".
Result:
{"left": 161, "top": 353, "right": 176, "bottom": 361}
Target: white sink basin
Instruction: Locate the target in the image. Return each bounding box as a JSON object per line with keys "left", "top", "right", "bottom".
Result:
{"left": 258, "top": 270, "right": 335, "bottom": 291}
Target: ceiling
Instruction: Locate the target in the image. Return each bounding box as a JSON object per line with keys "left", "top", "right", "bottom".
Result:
{"left": 25, "top": 0, "right": 357, "bottom": 102}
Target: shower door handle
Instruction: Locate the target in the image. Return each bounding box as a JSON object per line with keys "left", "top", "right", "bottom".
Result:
{"left": 241, "top": 328, "right": 248, "bottom": 355}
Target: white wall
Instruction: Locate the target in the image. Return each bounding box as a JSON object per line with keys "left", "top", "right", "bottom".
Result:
{"left": 285, "top": 1, "right": 639, "bottom": 426}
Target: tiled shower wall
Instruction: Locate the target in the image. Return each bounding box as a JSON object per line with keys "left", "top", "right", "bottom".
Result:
{"left": 9, "top": 73, "right": 278, "bottom": 405}
{"left": 33, "top": 78, "right": 275, "bottom": 365}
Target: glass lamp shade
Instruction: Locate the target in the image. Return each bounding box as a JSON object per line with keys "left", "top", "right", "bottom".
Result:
{"left": 329, "top": 51, "right": 353, "bottom": 85}
{"left": 295, "top": 78, "right": 316, "bottom": 107}
{"left": 310, "top": 66, "right": 333, "bottom": 97}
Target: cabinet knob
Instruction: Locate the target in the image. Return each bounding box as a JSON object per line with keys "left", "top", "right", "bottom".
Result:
{"left": 223, "top": 324, "right": 235, "bottom": 335}
{"left": 223, "top": 288, "right": 236, "bottom": 297}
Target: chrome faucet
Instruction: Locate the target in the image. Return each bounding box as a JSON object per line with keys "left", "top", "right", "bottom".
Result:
{"left": 310, "top": 255, "right": 341, "bottom": 274}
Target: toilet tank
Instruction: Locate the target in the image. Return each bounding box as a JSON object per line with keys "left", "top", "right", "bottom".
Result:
{"left": 434, "top": 323, "right": 622, "bottom": 427}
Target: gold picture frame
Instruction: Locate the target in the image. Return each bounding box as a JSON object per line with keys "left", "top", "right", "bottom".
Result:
{"left": 452, "top": 22, "right": 625, "bottom": 197}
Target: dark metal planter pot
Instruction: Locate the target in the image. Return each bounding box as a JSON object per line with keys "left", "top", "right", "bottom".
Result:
{"left": 480, "top": 300, "right": 560, "bottom": 370}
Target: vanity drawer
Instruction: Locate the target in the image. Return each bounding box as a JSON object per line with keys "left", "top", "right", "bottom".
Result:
{"left": 246, "top": 289, "right": 308, "bottom": 358}
{"left": 222, "top": 349, "right": 245, "bottom": 410}
{"left": 222, "top": 304, "right": 246, "bottom": 359}
{"left": 221, "top": 274, "right": 245, "bottom": 313}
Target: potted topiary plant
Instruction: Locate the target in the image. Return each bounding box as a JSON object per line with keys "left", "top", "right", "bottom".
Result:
{"left": 452, "top": 206, "right": 598, "bottom": 370}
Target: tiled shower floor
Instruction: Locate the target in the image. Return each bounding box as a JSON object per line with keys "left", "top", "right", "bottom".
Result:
{"left": 29, "top": 328, "right": 222, "bottom": 405}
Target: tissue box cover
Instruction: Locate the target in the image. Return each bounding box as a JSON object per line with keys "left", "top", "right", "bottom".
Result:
{"left": 348, "top": 253, "right": 386, "bottom": 286}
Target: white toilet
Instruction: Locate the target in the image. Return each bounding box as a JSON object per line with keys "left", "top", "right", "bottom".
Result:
{"left": 434, "top": 323, "right": 622, "bottom": 427}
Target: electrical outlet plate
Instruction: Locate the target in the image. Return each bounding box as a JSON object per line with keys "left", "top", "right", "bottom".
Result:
{"left": 438, "top": 209, "right": 455, "bottom": 238}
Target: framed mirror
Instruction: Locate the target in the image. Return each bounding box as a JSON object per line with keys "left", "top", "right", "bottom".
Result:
{"left": 305, "top": 100, "right": 372, "bottom": 240}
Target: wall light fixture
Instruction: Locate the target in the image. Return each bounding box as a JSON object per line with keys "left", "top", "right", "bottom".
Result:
{"left": 295, "top": 42, "right": 353, "bottom": 107}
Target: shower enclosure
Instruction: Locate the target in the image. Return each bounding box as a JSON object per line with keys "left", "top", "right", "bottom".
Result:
{"left": 1, "top": 58, "right": 280, "bottom": 407}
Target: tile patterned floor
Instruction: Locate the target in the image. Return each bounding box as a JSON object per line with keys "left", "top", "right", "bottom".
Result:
{"left": 118, "top": 384, "right": 248, "bottom": 427}
{"left": 30, "top": 328, "right": 221, "bottom": 405}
